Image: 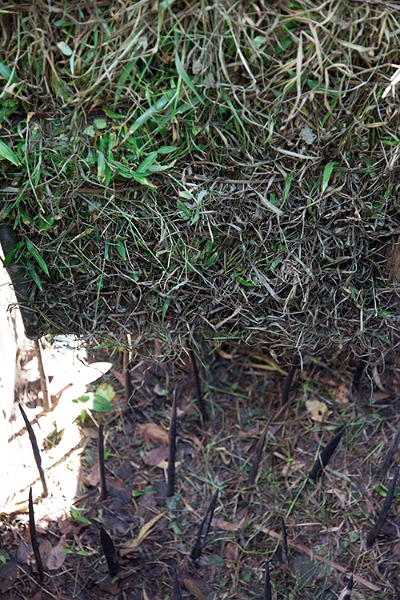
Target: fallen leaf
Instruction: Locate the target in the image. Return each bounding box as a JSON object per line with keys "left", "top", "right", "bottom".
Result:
{"left": 335, "top": 383, "right": 349, "bottom": 404}
{"left": 96, "top": 382, "right": 115, "bottom": 402}
{"left": 42, "top": 535, "right": 68, "bottom": 570}
{"left": 153, "top": 383, "right": 167, "bottom": 396}
{"left": 120, "top": 513, "right": 165, "bottom": 555}
{"left": 144, "top": 447, "right": 169, "bottom": 466}
{"left": 393, "top": 541, "right": 400, "bottom": 559}
{"left": 224, "top": 541, "right": 238, "bottom": 563}
{"left": 82, "top": 461, "right": 100, "bottom": 487}
{"left": 212, "top": 517, "right": 243, "bottom": 532}
{"left": 98, "top": 575, "right": 120, "bottom": 594}
{"left": 137, "top": 423, "right": 169, "bottom": 448}
{"left": 182, "top": 576, "right": 208, "bottom": 600}
{"left": 306, "top": 399, "right": 331, "bottom": 423}
{"left": 372, "top": 365, "right": 386, "bottom": 392}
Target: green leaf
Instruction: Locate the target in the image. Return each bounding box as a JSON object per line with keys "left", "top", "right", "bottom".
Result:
{"left": 25, "top": 240, "right": 49, "bottom": 275}
{"left": 0, "top": 62, "right": 18, "bottom": 83}
{"left": 116, "top": 239, "right": 126, "bottom": 260}
{"left": 136, "top": 151, "right": 158, "bottom": 173}
{"left": 0, "top": 139, "right": 20, "bottom": 165}
{"left": 70, "top": 506, "right": 91, "bottom": 524}
{"left": 57, "top": 41, "right": 73, "bottom": 56}
{"left": 97, "top": 150, "right": 106, "bottom": 179}
{"left": 28, "top": 267, "right": 43, "bottom": 291}
{"left": 129, "top": 91, "right": 175, "bottom": 134}
{"left": 322, "top": 161, "right": 337, "bottom": 193}
{"left": 96, "top": 382, "right": 116, "bottom": 402}
{"left": 157, "top": 145, "right": 177, "bottom": 154}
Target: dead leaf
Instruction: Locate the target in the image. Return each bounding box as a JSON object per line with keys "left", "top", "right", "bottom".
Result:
{"left": 99, "top": 575, "right": 120, "bottom": 594}
{"left": 335, "top": 383, "right": 349, "bottom": 404}
{"left": 182, "top": 576, "right": 208, "bottom": 600}
{"left": 372, "top": 365, "right": 386, "bottom": 392}
{"left": 153, "top": 383, "right": 167, "bottom": 396}
{"left": 39, "top": 539, "right": 53, "bottom": 567}
{"left": 137, "top": 423, "right": 169, "bottom": 448}
{"left": 42, "top": 535, "right": 68, "bottom": 570}
{"left": 305, "top": 399, "right": 331, "bottom": 423}
{"left": 120, "top": 513, "right": 165, "bottom": 555}
{"left": 58, "top": 519, "right": 79, "bottom": 535}
{"left": 213, "top": 517, "right": 243, "bottom": 532}
{"left": 83, "top": 461, "right": 100, "bottom": 487}
{"left": 392, "top": 541, "right": 400, "bottom": 559}
{"left": 144, "top": 447, "right": 169, "bottom": 466}
{"left": 224, "top": 541, "right": 238, "bottom": 563}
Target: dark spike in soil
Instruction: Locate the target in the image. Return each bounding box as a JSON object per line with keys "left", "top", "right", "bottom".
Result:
{"left": 309, "top": 427, "right": 345, "bottom": 483}
{"left": 188, "top": 342, "right": 207, "bottom": 420}
{"left": 19, "top": 404, "right": 48, "bottom": 497}
{"left": 167, "top": 392, "right": 178, "bottom": 498}
{"left": 28, "top": 487, "right": 44, "bottom": 584}
{"left": 366, "top": 464, "right": 400, "bottom": 549}
{"left": 247, "top": 424, "right": 268, "bottom": 486}
{"left": 98, "top": 423, "right": 107, "bottom": 500}
{"left": 379, "top": 421, "right": 400, "bottom": 478}
{"left": 280, "top": 516, "right": 288, "bottom": 565}
{"left": 173, "top": 568, "right": 182, "bottom": 600}
{"left": 352, "top": 358, "right": 366, "bottom": 390}
{"left": 263, "top": 560, "right": 272, "bottom": 600}
{"left": 123, "top": 339, "right": 132, "bottom": 404}
{"left": 340, "top": 574, "right": 354, "bottom": 599}
{"left": 190, "top": 490, "right": 218, "bottom": 561}
{"left": 100, "top": 527, "right": 120, "bottom": 577}
{"left": 281, "top": 364, "right": 298, "bottom": 406}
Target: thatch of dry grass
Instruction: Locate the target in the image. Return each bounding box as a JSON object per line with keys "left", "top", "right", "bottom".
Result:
{"left": 1, "top": 0, "right": 400, "bottom": 360}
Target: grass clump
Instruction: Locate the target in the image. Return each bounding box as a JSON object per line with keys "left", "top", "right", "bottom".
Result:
{"left": 0, "top": 1, "right": 400, "bottom": 360}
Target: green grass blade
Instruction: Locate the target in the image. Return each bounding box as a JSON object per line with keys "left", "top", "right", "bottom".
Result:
{"left": 0, "top": 139, "right": 20, "bottom": 165}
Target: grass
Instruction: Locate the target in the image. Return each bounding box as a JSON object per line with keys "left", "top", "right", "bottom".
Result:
{"left": 0, "top": 0, "right": 399, "bottom": 360}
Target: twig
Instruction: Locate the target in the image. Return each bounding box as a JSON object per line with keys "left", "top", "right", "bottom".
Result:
{"left": 247, "top": 424, "right": 268, "bottom": 486}
{"left": 190, "top": 490, "right": 218, "bottom": 561}
{"left": 261, "top": 527, "right": 380, "bottom": 592}
{"left": 34, "top": 339, "right": 50, "bottom": 412}
{"left": 28, "top": 487, "right": 44, "bottom": 584}
{"left": 309, "top": 427, "right": 345, "bottom": 483}
{"left": 366, "top": 464, "right": 400, "bottom": 549}
{"left": 100, "top": 527, "right": 120, "bottom": 577}
{"left": 188, "top": 343, "right": 207, "bottom": 421}
{"left": 379, "top": 421, "right": 400, "bottom": 477}
{"left": 281, "top": 364, "right": 298, "bottom": 405}
{"left": 263, "top": 560, "right": 272, "bottom": 600}
{"left": 167, "top": 392, "right": 178, "bottom": 498}
{"left": 98, "top": 423, "right": 107, "bottom": 500}
{"left": 19, "top": 404, "right": 48, "bottom": 497}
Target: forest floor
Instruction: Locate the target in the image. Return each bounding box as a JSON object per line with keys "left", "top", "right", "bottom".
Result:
{"left": 1, "top": 341, "right": 400, "bottom": 600}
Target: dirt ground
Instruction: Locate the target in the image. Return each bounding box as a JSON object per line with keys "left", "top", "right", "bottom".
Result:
{"left": 1, "top": 341, "right": 400, "bottom": 600}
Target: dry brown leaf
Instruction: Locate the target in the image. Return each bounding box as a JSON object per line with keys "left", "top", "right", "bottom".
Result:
{"left": 224, "top": 540, "right": 238, "bottom": 563}
{"left": 372, "top": 365, "right": 386, "bottom": 392}
{"left": 39, "top": 536, "right": 68, "bottom": 571}
{"left": 335, "top": 383, "right": 349, "bottom": 404}
{"left": 82, "top": 461, "right": 100, "bottom": 487}
{"left": 182, "top": 577, "right": 208, "bottom": 600}
{"left": 392, "top": 541, "right": 400, "bottom": 560}
{"left": 305, "top": 399, "right": 331, "bottom": 422}
{"left": 136, "top": 423, "right": 169, "bottom": 448}
{"left": 120, "top": 512, "right": 165, "bottom": 555}
{"left": 212, "top": 517, "right": 242, "bottom": 532}
{"left": 144, "top": 446, "right": 169, "bottom": 466}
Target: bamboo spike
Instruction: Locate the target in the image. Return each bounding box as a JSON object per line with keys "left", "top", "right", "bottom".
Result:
{"left": 167, "top": 392, "right": 178, "bottom": 498}
{"left": 366, "top": 465, "right": 400, "bottom": 549}
{"left": 309, "top": 427, "right": 345, "bottom": 483}
{"left": 100, "top": 527, "right": 120, "bottom": 577}
{"left": 263, "top": 560, "right": 272, "bottom": 600}
{"left": 188, "top": 343, "right": 207, "bottom": 420}
{"left": 281, "top": 516, "right": 288, "bottom": 565}
{"left": 19, "top": 404, "right": 48, "bottom": 497}
{"left": 29, "top": 487, "right": 44, "bottom": 584}
{"left": 247, "top": 424, "right": 268, "bottom": 486}
{"left": 190, "top": 490, "right": 218, "bottom": 561}
{"left": 98, "top": 423, "right": 107, "bottom": 500}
